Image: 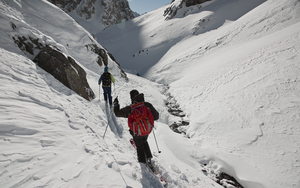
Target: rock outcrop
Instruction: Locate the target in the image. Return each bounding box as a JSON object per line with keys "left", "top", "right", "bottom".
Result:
{"left": 33, "top": 45, "right": 95, "bottom": 101}
{"left": 48, "top": 0, "right": 134, "bottom": 28}
{"left": 13, "top": 35, "right": 95, "bottom": 101}
{"left": 85, "top": 43, "right": 128, "bottom": 81}
{"left": 164, "top": 0, "right": 211, "bottom": 20}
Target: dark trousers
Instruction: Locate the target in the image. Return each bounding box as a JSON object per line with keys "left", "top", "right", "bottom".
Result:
{"left": 133, "top": 135, "right": 153, "bottom": 163}
{"left": 102, "top": 87, "right": 112, "bottom": 105}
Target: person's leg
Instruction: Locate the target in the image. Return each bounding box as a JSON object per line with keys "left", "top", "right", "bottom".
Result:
{"left": 107, "top": 87, "right": 112, "bottom": 105}
{"left": 141, "top": 136, "right": 155, "bottom": 171}
{"left": 143, "top": 135, "right": 153, "bottom": 159}
{"left": 102, "top": 87, "right": 108, "bottom": 102}
{"left": 134, "top": 136, "right": 146, "bottom": 163}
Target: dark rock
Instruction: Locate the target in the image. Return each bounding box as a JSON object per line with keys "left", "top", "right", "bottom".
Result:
{"left": 48, "top": 0, "right": 134, "bottom": 28}
{"left": 170, "top": 121, "right": 189, "bottom": 134}
{"left": 84, "top": 44, "right": 128, "bottom": 81}
{"left": 85, "top": 44, "right": 108, "bottom": 66}
{"left": 48, "top": 0, "right": 95, "bottom": 19}
{"left": 13, "top": 34, "right": 95, "bottom": 101}
{"left": 186, "top": 0, "right": 210, "bottom": 7}
{"left": 33, "top": 45, "right": 95, "bottom": 101}
{"left": 164, "top": 0, "right": 211, "bottom": 20}
{"left": 10, "top": 21, "right": 17, "bottom": 31}
{"left": 13, "top": 36, "right": 34, "bottom": 55}
{"left": 168, "top": 109, "right": 186, "bottom": 117}
{"left": 181, "top": 121, "right": 189, "bottom": 125}
{"left": 164, "top": 86, "right": 189, "bottom": 135}
{"left": 216, "top": 172, "right": 244, "bottom": 188}
{"left": 201, "top": 161, "right": 244, "bottom": 188}
{"left": 13, "top": 34, "right": 128, "bottom": 101}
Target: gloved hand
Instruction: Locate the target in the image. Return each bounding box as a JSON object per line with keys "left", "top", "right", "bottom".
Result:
{"left": 113, "top": 97, "right": 119, "bottom": 107}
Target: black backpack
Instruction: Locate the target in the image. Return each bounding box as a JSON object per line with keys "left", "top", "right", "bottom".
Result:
{"left": 102, "top": 72, "right": 111, "bottom": 86}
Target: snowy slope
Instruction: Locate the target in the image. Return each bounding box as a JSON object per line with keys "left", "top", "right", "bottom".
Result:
{"left": 0, "top": 0, "right": 222, "bottom": 188}
{"left": 96, "top": 0, "right": 300, "bottom": 188}
{"left": 96, "top": 0, "right": 267, "bottom": 76}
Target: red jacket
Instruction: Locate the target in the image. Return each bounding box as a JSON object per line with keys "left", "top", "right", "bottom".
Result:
{"left": 114, "top": 93, "right": 159, "bottom": 121}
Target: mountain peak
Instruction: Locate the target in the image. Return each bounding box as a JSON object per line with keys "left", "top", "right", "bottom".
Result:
{"left": 48, "top": 0, "right": 135, "bottom": 33}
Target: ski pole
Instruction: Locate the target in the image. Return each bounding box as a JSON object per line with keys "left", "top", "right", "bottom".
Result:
{"left": 113, "top": 83, "right": 116, "bottom": 97}
{"left": 153, "top": 130, "right": 161, "bottom": 153}
{"left": 103, "top": 107, "right": 114, "bottom": 139}
{"left": 99, "top": 85, "right": 101, "bottom": 101}
{"left": 103, "top": 123, "right": 109, "bottom": 139}
{"left": 103, "top": 108, "right": 114, "bottom": 139}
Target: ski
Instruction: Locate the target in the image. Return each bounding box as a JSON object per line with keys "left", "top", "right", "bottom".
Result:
{"left": 102, "top": 102, "right": 114, "bottom": 139}
{"left": 148, "top": 160, "right": 167, "bottom": 187}
{"left": 130, "top": 138, "right": 136, "bottom": 149}
{"left": 130, "top": 139, "right": 167, "bottom": 187}
{"left": 142, "top": 160, "right": 167, "bottom": 187}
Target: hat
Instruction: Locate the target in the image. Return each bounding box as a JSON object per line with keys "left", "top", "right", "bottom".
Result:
{"left": 130, "top": 90, "right": 139, "bottom": 99}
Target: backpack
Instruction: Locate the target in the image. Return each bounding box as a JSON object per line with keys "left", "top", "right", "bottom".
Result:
{"left": 128, "top": 102, "right": 154, "bottom": 136}
{"left": 102, "top": 72, "right": 111, "bottom": 86}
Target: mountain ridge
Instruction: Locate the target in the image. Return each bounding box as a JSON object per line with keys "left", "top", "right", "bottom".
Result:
{"left": 47, "top": 0, "right": 135, "bottom": 34}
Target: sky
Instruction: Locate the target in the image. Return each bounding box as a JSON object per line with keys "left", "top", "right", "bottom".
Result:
{"left": 128, "top": 0, "right": 171, "bottom": 14}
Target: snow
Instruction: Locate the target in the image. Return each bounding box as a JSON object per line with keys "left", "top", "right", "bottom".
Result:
{"left": 67, "top": 0, "right": 106, "bottom": 35}
{"left": 0, "top": 0, "right": 300, "bottom": 188}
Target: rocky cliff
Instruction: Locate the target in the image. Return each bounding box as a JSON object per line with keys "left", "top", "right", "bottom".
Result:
{"left": 165, "top": 0, "right": 211, "bottom": 20}
{"left": 48, "top": 0, "right": 135, "bottom": 32}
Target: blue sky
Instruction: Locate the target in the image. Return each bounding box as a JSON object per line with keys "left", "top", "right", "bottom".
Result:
{"left": 128, "top": 0, "right": 171, "bottom": 14}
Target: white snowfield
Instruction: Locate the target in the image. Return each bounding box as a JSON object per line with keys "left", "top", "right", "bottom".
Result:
{"left": 0, "top": 0, "right": 299, "bottom": 188}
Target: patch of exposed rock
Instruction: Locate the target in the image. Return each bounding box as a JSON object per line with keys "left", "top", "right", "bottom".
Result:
{"left": 164, "top": 0, "right": 211, "bottom": 20}
{"left": 202, "top": 162, "right": 244, "bottom": 188}
{"left": 84, "top": 43, "right": 128, "bottom": 81}
{"left": 164, "top": 85, "right": 189, "bottom": 135}
{"left": 85, "top": 43, "right": 108, "bottom": 67}
{"left": 12, "top": 35, "right": 95, "bottom": 101}
{"left": 34, "top": 45, "right": 95, "bottom": 101}
{"left": 48, "top": 0, "right": 134, "bottom": 28}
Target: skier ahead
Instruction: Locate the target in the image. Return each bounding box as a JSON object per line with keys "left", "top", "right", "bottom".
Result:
{"left": 98, "top": 67, "right": 115, "bottom": 107}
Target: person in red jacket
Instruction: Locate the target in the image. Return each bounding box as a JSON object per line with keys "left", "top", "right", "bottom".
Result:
{"left": 113, "top": 90, "right": 159, "bottom": 165}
